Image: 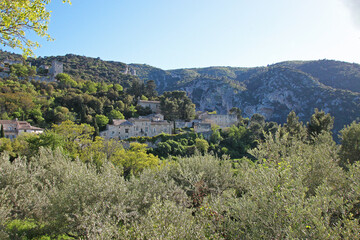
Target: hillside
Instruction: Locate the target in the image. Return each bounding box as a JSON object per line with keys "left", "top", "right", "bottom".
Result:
{"left": 131, "top": 61, "right": 360, "bottom": 132}
{"left": 273, "top": 60, "right": 360, "bottom": 92}
{"left": 1, "top": 50, "right": 360, "bottom": 132}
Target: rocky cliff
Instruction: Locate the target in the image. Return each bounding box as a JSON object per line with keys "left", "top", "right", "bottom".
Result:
{"left": 131, "top": 61, "right": 360, "bottom": 132}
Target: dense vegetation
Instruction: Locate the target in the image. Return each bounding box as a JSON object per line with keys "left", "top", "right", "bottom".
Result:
{"left": 1, "top": 116, "right": 360, "bottom": 239}
{"left": 2, "top": 50, "right": 360, "bottom": 135}
{"left": 0, "top": 61, "right": 165, "bottom": 131}
{"left": 1, "top": 50, "right": 360, "bottom": 239}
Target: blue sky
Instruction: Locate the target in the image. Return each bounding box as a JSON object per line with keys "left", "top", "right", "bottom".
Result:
{"left": 2, "top": 0, "right": 360, "bottom": 69}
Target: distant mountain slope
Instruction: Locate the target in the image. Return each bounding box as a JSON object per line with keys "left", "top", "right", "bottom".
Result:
{"left": 273, "top": 60, "right": 360, "bottom": 92}
{"left": 131, "top": 61, "right": 360, "bottom": 133}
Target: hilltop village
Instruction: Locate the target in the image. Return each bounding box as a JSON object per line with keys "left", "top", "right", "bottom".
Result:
{"left": 0, "top": 56, "right": 252, "bottom": 160}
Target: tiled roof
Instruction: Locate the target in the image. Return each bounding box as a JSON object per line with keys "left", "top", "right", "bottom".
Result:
{"left": 151, "top": 121, "right": 171, "bottom": 125}
{"left": 113, "top": 120, "right": 133, "bottom": 126}
{"left": 0, "top": 120, "right": 43, "bottom": 131}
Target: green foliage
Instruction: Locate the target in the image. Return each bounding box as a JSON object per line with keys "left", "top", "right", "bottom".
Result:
{"left": 195, "top": 138, "right": 209, "bottom": 154}
{"left": 0, "top": 124, "right": 4, "bottom": 138}
{"left": 160, "top": 91, "right": 196, "bottom": 121}
{"left": 95, "top": 114, "right": 109, "bottom": 128}
{"left": 1, "top": 132, "right": 360, "bottom": 239}
{"left": 339, "top": 121, "right": 360, "bottom": 166}
{"left": 10, "top": 64, "right": 27, "bottom": 78}
{"left": 0, "top": 0, "right": 71, "bottom": 56}
{"left": 210, "top": 127, "right": 223, "bottom": 145}
{"left": 112, "top": 142, "right": 159, "bottom": 179}
{"left": 307, "top": 108, "right": 334, "bottom": 139}
{"left": 220, "top": 125, "right": 254, "bottom": 158}
{"left": 113, "top": 83, "right": 123, "bottom": 92}
{"left": 55, "top": 73, "right": 77, "bottom": 88}
{"left": 108, "top": 109, "right": 124, "bottom": 120}
{"left": 52, "top": 120, "right": 94, "bottom": 158}
{"left": 144, "top": 80, "right": 157, "bottom": 99}
{"left": 24, "top": 131, "right": 64, "bottom": 157}
{"left": 283, "top": 110, "right": 307, "bottom": 140}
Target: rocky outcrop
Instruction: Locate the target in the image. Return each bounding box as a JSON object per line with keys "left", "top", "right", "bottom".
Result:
{"left": 132, "top": 62, "right": 360, "bottom": 133}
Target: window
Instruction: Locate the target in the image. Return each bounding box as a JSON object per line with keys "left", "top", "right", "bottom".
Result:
{"left": 125, "top": 129, "right": 129, "bottom": 133}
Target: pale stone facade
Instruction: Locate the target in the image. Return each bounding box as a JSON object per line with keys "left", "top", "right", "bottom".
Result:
{"left": 49, "top": 60, "right": 63, "bottom": 81}
{"left": 0, "top": 120, "right": 44, "bottom": 140}
{"left": 193, "top": 122, "right": 212, "bottom": 133}
{"left": 100, "top": 114, "right": 173, "bottom": 140}
{"left": 199, "top": 113, "right": 238, "bottom": 128}
{"left": 138, "top": 100, "right": 161, "bottom": 113}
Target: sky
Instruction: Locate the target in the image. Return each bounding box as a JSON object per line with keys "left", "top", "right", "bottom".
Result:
{"left": 2, "top": 0, "right": 360, "bottom": 70}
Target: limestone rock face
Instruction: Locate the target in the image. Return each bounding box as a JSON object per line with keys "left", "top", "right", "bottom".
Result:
{"left": 130, "top": 61, "right": 360, "bottom": 132}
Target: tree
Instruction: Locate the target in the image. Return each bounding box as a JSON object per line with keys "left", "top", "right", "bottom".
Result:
{"left": 307, "top": 108, "right": 334, "bottom": 139}
{"left": 128, "top": 78, "right": 145, "bottom": 98}
{"left": 283, "top": 111, "right": 306, "bottom": 139}
{"left": 248, "top": 113, "right": 266, "bottom": 141}
{"left": 0, "top": 0, "right": 71, "bottom": 56}
{"left": 223, "top": 125, "right": 253, "bottom": 158}
{"left": 56, "top": 73, "right": 77, "bottom": 88}
{"left": 93, "top": 117, "right": 99, "bottom": 138}
{"left": 0, "top": 124, "right": 4, "bottom": 138}
{"left": 24, "top": 131, "right": 64, "bottom": 156}
{"left": 52, "top": 120, "right": 94, "bottom": 158}
{"left": 145, "top": 80, "right": 158, "bottom": 99}
{"left": 229, "top": 107, "right": 242, "bottom": 121}
{"left": 160, "top": 91, "right": 195, "bottom": 121}
{"left": 195, "top": 138, "right": 209, "bottom": 154}
{"left": 111, "top": 142, "right": 159, "bottom": 179}
{"left": 210, "top": 126, "right": 223, "bottom": 145}
{"left": 113, "top": 83, "right": 123, "bottom": 92}
{"left": 108, "top": 109, "right": 124, "bottom": 121}
{"left": 95, "top": 114, "right": 109, "bottom": 129}
{"left": 10, "top": 64, "right": 28, "bottom": 78}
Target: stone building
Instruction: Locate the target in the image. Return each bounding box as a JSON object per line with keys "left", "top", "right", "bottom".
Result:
{"left": 49, "top": 60, "right": 63, "bottom": 81}
{"left": 100, "top": 114, "right": 173, "bottom": 140}
{"left": 199, "top": 112, "right": 238, "bottom": 128}
{"left": 193, "top": 122, "right": 212, "bottom": 133}
{"left": 0, "top": 119, "right": 44, "bottom": 140}
{"left": 138, "top": 100, "right": 161, "bottom": 113}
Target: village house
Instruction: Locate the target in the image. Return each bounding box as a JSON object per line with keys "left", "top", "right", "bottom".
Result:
{"left": 199, "top": 112, "right": 238, "bottom": 128}
{"left": 138, "top": 100, "right": 161, "bottom": 113}
{"left": 100, "top": 114, "right": 173, "bottom": 140}
{"left": 193, "top": 122, "right": 212, "bottom": 133}
{"left": 0, "top": 119, "right": 44, "bottom": 140}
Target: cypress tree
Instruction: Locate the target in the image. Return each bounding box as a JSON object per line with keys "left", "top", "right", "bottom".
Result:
{"left": 93, "top": 118, "right": 99, "bottom": 140}
{"left": 0, "top": 124, "right": 4, "bottom": 138}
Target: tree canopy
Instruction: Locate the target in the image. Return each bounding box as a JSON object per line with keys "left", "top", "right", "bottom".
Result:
{"left": 0, "top": 0, "right": 71, "bottom": 56}
{"left": 160, "top": 91, "right": 195, "bottom": 121}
